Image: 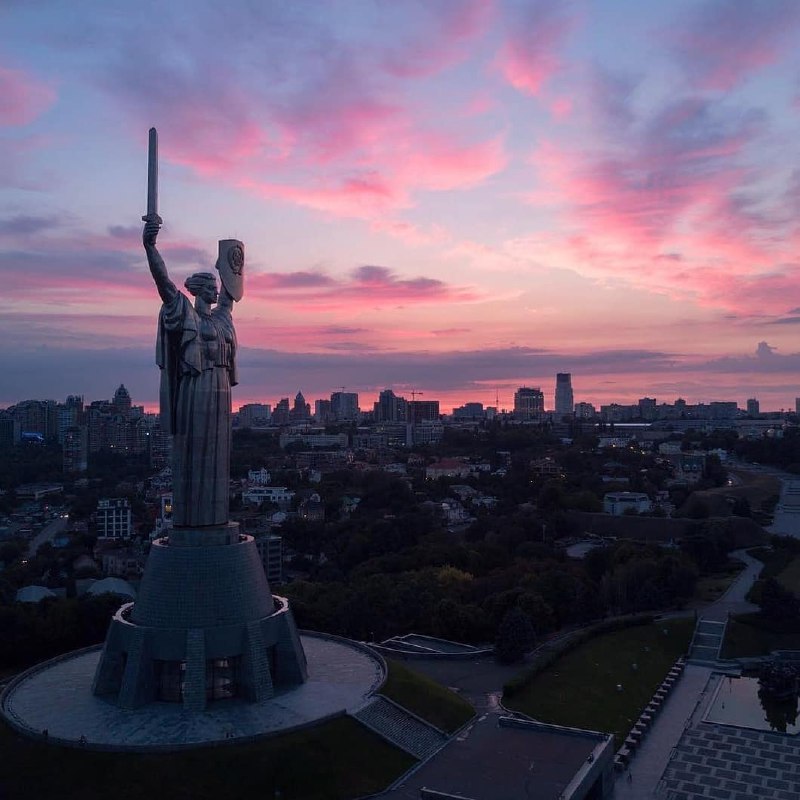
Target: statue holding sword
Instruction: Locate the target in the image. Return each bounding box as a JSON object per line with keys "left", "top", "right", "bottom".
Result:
{"left": 141, "top": 128, "right": 245, "bottom": 528}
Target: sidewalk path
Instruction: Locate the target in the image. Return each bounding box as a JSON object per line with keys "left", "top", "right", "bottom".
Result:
{"left": 699, "top": 548, "right": 761, "bottom": 622}
{"left": 612, "top": 665, "right": 715, "bottom": 799}
{"left": 612, "top": 548, "right": 764, "bottom": 797}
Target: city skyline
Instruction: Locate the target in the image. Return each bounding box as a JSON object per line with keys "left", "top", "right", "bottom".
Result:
{"left": 3, "top": 2, "right": 800, "bottom": 411}
{"left": 3, "top": 379, "right": 796, "bottom": 418}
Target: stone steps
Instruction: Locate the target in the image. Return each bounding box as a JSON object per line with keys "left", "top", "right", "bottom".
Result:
{"left": 687, "top": 619, "right": 726, "bottom": 665}
{"left": 354, "top": 696, "right": 448, "bottom": 760}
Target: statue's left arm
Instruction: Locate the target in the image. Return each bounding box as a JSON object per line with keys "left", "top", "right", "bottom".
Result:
{"left": 217, "top": 285, "right": 235, "bottom": 313}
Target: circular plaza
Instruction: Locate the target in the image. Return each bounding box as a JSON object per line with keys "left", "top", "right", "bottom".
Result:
{"left": 1, "top": 633, "right": 384, "bottom": 750}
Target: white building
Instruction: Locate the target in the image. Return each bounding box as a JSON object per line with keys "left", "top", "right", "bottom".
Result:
{"left": 247, "top": 468, "right": 272, "bottom": 486}
{"left": 603, "top": 492, "right": 652, "bottom": 516}
{"left": 96, "top": 497, "right": 132, "bottom": 539}
{"left": 242, "top": 486, "right": 295, "bottom": 509}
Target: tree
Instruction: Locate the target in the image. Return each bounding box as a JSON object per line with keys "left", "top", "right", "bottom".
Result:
{"left": 731, "top": 497, "right": 751, "bottom": 518}
{"left": 495, "top": 606, "right": 535, "bottom": 664}
{"left": 759, "top": 578, "right": 800, "bottom": 624}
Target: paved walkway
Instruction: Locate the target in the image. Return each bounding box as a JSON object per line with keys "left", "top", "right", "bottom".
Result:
{"left": 700, "top": 548, "right": 761, "bottom": 622}
{"left": 1, "top": 634, "right": 382, "bottom": 749}
{"left": 612, "top": 548, "right": 764, "bottom": 798}
{"left": 612, "top": 665, "right": 715, "bottom": 798}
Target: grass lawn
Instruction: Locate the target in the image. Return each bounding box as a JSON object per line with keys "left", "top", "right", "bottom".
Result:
{"left": 723, "top": 472, "right": 782, "bottom": 509}
{"left": 381, "top": 660, "right": 475, "bottom": 733}
{"left": 503, "top": 617, "right": 694, "bottom": 747}
{"left": 694, "top": 560, "right": 745, "bottom": 603}
{"left": 721, "top": 614, "right": 800, "bottom": 659}
{"left": 0, "top": 715, "right": 414, "bottom": 800}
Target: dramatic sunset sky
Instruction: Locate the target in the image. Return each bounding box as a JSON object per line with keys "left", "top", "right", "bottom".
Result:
{"left": 3, "top": 0, "right": 800, "bottom": 413}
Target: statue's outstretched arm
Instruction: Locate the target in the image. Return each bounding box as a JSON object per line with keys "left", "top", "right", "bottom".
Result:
{"left": 218, "top": 285, "right": 235, "bottom": 313}
{"left": 143, "top": 217, "right": 177, "bottom": 304}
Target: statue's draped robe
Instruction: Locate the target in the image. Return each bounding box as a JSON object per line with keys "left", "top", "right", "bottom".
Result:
{"left": 156, "top": 292, "right": 237, "bottom": 527}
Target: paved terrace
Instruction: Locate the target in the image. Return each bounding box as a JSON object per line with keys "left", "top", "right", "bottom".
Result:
{"left": 383, "top": 715, "right": 605, "bottom": 800}
{"left": 662, "top": 719, "right": 800, "bottom": 799}
{"left": 1, "top": 634, "right": 383, "bottom": 749}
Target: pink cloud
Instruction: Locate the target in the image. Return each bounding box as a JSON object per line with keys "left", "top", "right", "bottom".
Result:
{"left": 234, "top": 130, "right": 507, "bottom": 219}
{"left": 247, "top": 264, "right": 479, "bottom": 312}
{"left": 495, "top": 1, "right": 577, "bottom": 95}
{"left": 92, "top": 3, "right": 507, "bottom": 222}
{"left": 369, "top": 219, "right": 450, "bottom": 247}
{"left": 379, "top": 0, "right": 494, "bottom": 79}
{"left": 522, "top": 89, "right": 799, "bottom": 315}
{"left": 667, "top": 0, "right": 800, "bottom": 91}
{"left": 0, "top": 65, "right": 55, "bottom": 126}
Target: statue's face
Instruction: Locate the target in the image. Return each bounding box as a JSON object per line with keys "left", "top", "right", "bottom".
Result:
{"left": 199, "top": 281, "right": 219, "bottom": 304}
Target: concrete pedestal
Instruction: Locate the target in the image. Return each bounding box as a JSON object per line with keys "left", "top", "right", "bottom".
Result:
{"left": 92, "top": 525, "right": 307, "bottom": 710}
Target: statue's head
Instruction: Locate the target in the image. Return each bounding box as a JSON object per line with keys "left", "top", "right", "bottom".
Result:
{"left": 184, "top": 272, "right": 218, "bottom": 304}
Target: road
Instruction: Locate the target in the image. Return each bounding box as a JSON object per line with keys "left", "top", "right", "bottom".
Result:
{"left": 25, "top": 516, "right": 68, "bottom": 559}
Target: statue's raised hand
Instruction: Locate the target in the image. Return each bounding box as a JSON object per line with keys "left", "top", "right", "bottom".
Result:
{"left": 142, "top": 215, "right": 163, "bottom": 247}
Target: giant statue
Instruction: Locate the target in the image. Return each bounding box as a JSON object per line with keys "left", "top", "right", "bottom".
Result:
{"left": 89, "top": 128, "right": 306, "bottom": 713}
{"left": 141, "top": 129, "right": 244, "bottom": 527}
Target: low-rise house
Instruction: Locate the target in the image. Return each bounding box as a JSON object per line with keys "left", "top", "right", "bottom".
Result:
{"left": 242, "top": 486, "right": 295, "bottom": 509}
{"left": 603, "top": 491, "right": 652, "bottom": 515}
{"left": 426, "top": 458, "right": 473, "bottom": 480}
{"left": 298, "top": 493, "right": 325, "bottom": 522}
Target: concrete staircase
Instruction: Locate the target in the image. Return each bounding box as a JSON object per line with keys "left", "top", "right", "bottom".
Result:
{"left": 687, "top": 619, "right": 726, "bottom": 665}
{"left": 354, "top": 696, "right": 448, "bottom": 760}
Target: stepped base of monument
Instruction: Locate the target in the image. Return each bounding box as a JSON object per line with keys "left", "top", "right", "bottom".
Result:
{"left": 91, "top": 526, "right": 307, "bottom": 711}
{"left": 1, "top": 633, "right": 384, "bottom": 751}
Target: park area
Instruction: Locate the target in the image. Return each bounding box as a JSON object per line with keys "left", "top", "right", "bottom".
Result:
{"left": 504, "top": 617, "right": 694, "bottom": 746}
{"left": 721, "top": 544, "right": 800, "bottom": 659}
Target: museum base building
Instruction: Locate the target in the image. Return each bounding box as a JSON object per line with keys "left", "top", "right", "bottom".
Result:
{"left": 92, "top": 523, "right": 307, "bottom": 710}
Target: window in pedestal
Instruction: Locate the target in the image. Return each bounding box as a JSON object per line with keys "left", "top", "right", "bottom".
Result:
{"left": 155, "top": 659, "right": 185, "bottom": 702}
{"left": 207, "top": 656, "right": 240, "bottom": 700}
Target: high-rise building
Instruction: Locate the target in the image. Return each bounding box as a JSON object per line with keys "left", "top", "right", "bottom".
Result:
{"left": 63, "top": 425, "right": 88, "bottom": 473}
{"left": 256, "top": 534, "right": 284, "bottom": 585}
{"left": 331, "top": 391, "right": 359, "bottom": 422}
{"left": 314, "top": 399, "right": 333, "bottom": 423}
{"left": 408, "top": 400, "right": 440, "bottom": 423}
{"left": 271, "top": 398, "right": 290, "bottom": 425}
{"left": 374, "top": 389, "right": 406, "bottom": 422}
{"left": 514, "top": 387, "right": 545, "bottom": 419}
{"left": 9, "top": 399, "right": 59, "bottom": 439}
{"left": 796, "top": 398, "right": 800, "bottom": 415}
{"left": 574, "top": 402, "right": 596, "bottom": 419}
{"left": 453, "top": 402, "right": 484, "bottom": 419}
{"left": 112, "top": 384, "right": 132, "bottom": 418}
{"left": 746, "top": 398, "right": 760, "bottom": 417}
{"left": 638, "top": 397, "right": 657, "bottom": 421}
{"left": 238, "top": 403, "right": 271, "bottom": 427}
{"left": 57, "top": 395, "right": 84, "bottom": 444}
{"left": 0, "top": 414, "right": 20, "bottom": 450}
{"left": 290, "top": 391, "right": 311, "bottom": 422}
{"left": 554, "top": 374, "right": 574, "bottom": 416}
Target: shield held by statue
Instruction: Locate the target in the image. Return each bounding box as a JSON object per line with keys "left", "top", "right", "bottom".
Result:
{"left": 216, "top": 239, "right": 245, "bottom": 301}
